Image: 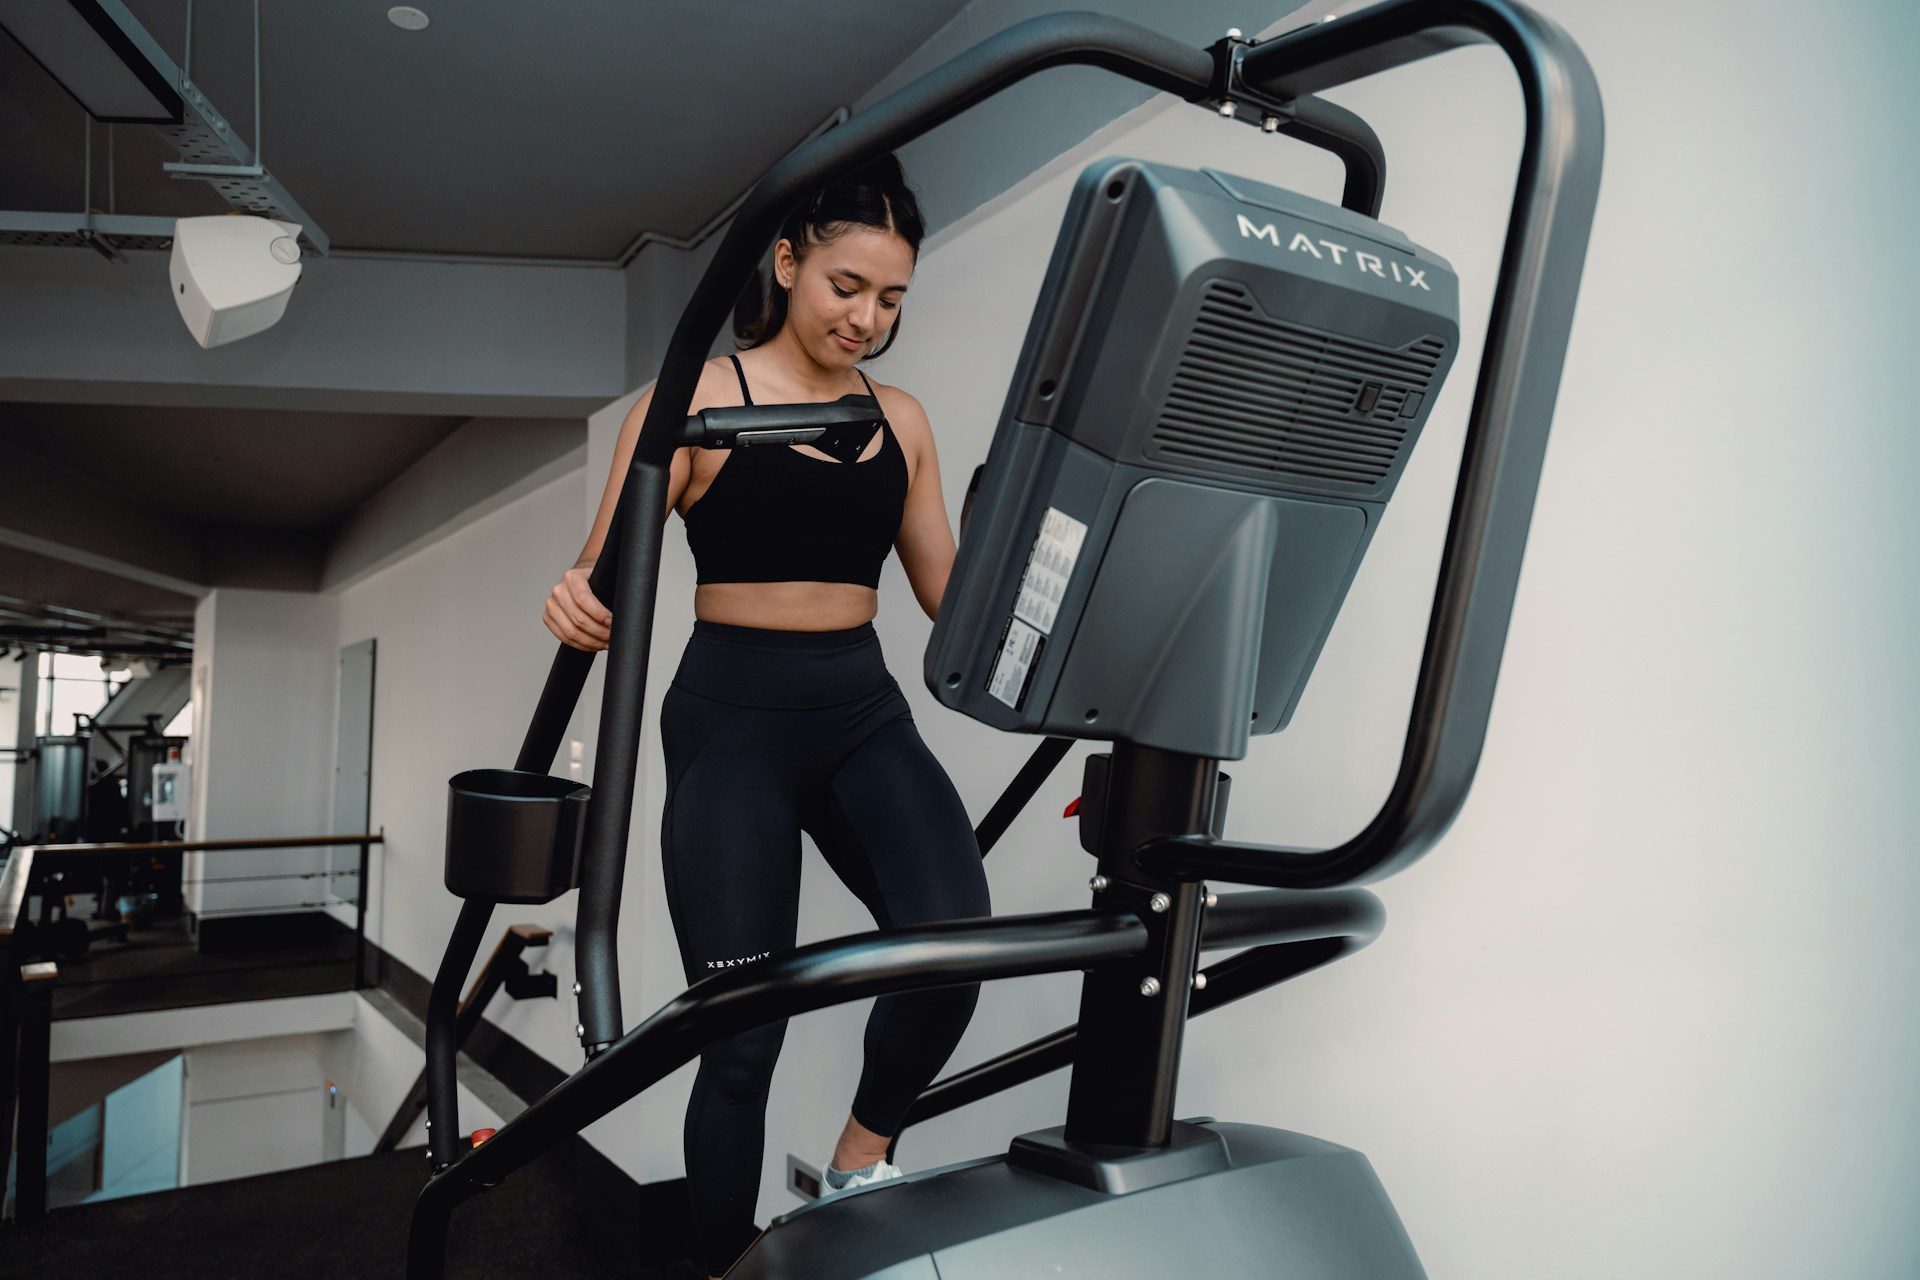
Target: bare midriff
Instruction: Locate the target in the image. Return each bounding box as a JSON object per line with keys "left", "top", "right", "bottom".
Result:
{"left": 678, "top": 432, "right": 894, "bottom": 632}
{"left": 693, "top": 581, "right": 878, "bottom": 632}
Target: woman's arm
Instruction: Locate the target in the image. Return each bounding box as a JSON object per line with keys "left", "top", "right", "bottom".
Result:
{"left": 542, "top": 372, "right": 709, "bottom": 651}
{"left": 887, "top": 388, "right": 957, "bottom": 622}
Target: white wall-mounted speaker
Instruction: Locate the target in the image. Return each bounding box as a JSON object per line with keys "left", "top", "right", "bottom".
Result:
{"left": 169, "top": 215, "right": 304, "bottom": 349}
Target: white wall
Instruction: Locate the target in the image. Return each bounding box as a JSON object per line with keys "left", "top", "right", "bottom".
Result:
{"left": 333, "top": 471, "right": 593, "bottom": 1055}
{"left": 186, "top": 588, "right": 343, "bottom": 919}
{"left": 181, "top": 1032, "right": 338, "bottom": 1185}
{"left": 335, "top": 1, "right": 1920, "bottom": 1273}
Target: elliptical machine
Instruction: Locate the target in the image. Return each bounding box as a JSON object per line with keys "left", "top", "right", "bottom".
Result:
{"left": 413, "top": 1, "right": 1601, "bottom": 1274}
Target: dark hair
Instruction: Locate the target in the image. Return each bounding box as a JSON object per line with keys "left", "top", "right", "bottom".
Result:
{"left": 732, "top": 153, "right": 926, "bottom": 360}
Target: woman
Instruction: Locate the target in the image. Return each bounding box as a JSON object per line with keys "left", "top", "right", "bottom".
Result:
{"left": 540, "top": 155, "right": 990, "bottom": 1279}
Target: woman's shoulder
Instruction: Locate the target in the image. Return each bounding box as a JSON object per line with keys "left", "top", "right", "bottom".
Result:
{"left": 863, "top": 375, "right": 928, "bottom": 431}
{"left": 678, "top": 355, "right": 749, "bottom": 413}
{"left": 861, "top": 375, "right": 934, "bottom": 471}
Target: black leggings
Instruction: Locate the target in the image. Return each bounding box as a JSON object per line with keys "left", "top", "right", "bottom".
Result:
{"left": 659, "top": 620, "right": 991, "bottom": 1275}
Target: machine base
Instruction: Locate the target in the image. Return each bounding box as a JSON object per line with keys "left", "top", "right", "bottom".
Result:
{"left": 729, "top": 1121, "right": 1427, "bottom": 1279}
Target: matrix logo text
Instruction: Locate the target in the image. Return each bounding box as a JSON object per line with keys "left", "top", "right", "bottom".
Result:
{"left": 1236, "top": 215, "right": 1430, "bottom": 291}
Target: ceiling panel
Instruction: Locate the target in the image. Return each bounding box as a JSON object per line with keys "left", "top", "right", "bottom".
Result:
{"left": 0, "top": 402, "right": 472, "bottom": 530}
{"left": 0, "top": 0, "right": 975, "bottom": 258}
{"left": 0, "top": 542, "right": 197, "bottom": 637}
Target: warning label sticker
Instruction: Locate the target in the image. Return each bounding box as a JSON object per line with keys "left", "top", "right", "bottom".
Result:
{"left": 987, "top": 618, "right": 1044, "bottom": 710}
{"left": 1012, "top": 507, "right": 1088, "bottom": 635}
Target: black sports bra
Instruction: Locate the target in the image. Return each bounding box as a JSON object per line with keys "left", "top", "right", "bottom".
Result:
{"left": 681, "top": 355, "right": 909, "bottom": 588}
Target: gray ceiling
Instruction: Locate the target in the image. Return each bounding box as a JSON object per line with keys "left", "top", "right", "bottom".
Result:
{"left": 0, "top": 543, "right": 195, "bottom": 623}
{"left": 1, "top": 0, "right": 975, "bottom": 259}
{"left": 0, "top": 543, "right": 197, "bottom": 657}
{"left": 0, "top": 402, "right": 465, "bottom": 531}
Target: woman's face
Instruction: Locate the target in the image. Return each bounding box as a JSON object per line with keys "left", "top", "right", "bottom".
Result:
{"left": 775, "top": 224, "right": 914, "bottom": 368}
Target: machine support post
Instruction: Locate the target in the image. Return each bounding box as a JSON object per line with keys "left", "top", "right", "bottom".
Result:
{"left": 1063, "top": 744, "right": 1217, "bottom": 1148}
{"left": 572, "top": 459, "right": 672, "bottom": 1054}
{"left": 425, "top": 898, "right": 493, "bottom": 1169}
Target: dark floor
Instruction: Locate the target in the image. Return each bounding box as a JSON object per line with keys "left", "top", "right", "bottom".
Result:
{"left": 5, "top": 1145, "right": 703, "bottom": 1280}
{"left": 47, "top": 914, "right": 357, "bottom": 1021}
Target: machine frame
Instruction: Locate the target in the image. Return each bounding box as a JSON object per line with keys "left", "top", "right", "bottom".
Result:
{"left": 412, "top": 1, "right": 1602, "bottom": 1274}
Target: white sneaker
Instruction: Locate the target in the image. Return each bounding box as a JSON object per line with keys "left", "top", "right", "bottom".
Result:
{"left": 823, "top": 1157, "right": 903, "bottom": 1196}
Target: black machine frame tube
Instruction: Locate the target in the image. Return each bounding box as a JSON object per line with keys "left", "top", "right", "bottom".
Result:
{"left": 891, "top": 888, "right": 1382, "bottom": 1150}
{"left": 1292, "top": 95, "right": 1385, "bottom": 216}
{"left": 974, "top": 737, "right": 1073, "bottom": 857}
{"left": 385, "top": 925, "right": 548, "bottom": 1158}
{"left": 562, "top": 12, "right": 1394, "bottom": 1053}
{"left": 423, "top": 898, "right": 492, "bottom": 1170}
{"left": 573, "top": 460, "right": 670, "bottom": 1052}
{"left": 1066, "top": 744, "right": 1217, "bottom": 1147}
{"left": 1130, "top": 0, "right": 1603, "bottom": 890}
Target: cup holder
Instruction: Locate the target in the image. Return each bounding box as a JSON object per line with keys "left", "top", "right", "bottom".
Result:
{"left": 445, "top": 768, "right": 590, "bottom": 904}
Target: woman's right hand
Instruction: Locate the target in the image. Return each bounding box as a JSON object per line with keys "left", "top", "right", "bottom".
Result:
{"left": 543, "top": 562, "right": 613, "bottom": 652}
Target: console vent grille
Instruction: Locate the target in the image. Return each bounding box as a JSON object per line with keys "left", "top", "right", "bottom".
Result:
{"left": 1150, "top": 280, "right": 1449, "bottom": 488}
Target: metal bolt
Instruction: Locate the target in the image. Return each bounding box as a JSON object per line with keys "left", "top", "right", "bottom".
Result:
{"left": 572, "top": 981, "right": 581, "bottom": 995}
{"left": 1217, "top": 101, "right": 1236, "bottom": 119}
{"left": 1205, "top": 891, "right": 1219, "bottom": 908}
{"left": 1090, "top": 875, "right": 1110, "bottom": 892}
{"left": 575, "top": 1023, "right": 585, "bottom": 1037}
{"left": 1149, "top": 892, "right": 1171, "bottom": 914}
{"left": 1226, "top": 27, "right": 1243, "bottom": 39}
{"left": 1140, "top": 977, "right": 1161, "bottom": 997}
{"left": 1194, "top": 972, "right": 1209, "bottom": 990}
{"left": 424, "top": 1119, "right": 431, "bottom": 1128}
{"left": 1261, "top": 115, "right": 1280, "bottom": 134}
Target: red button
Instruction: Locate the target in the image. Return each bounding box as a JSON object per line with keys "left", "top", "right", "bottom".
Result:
{"left": 1063, "top": 797, "right": 1081, "bottom": 818}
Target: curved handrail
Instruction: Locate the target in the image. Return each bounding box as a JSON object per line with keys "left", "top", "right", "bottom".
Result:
{"left": 1134, "top": 0, "right": 1604, "bottom": 889}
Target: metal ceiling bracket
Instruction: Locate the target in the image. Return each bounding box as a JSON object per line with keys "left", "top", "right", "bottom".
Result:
{"left": 1, "top": 0, "right": 329, "bottom": 256}
{"left": 155, "top": 66, "right": 328, "bottom": 255}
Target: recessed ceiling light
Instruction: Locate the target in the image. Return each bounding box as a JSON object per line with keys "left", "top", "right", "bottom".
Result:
{"left": 388, "top": 6, "right": 430, "bottom": 31}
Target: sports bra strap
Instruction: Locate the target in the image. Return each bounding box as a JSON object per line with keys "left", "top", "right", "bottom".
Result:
{"left": 726, "top": 353, "right": 754, "bottom": 406}
{"left": 727, "top": 353, "right": 876, "bottom": 405}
